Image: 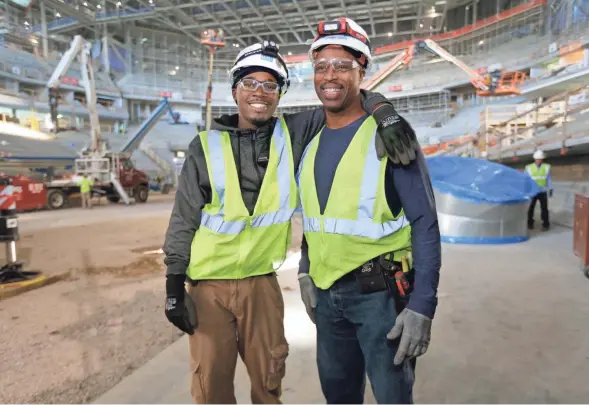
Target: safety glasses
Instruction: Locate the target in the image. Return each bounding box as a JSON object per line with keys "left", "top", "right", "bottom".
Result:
{"left": 313, "top": 58, "right": 362, "bottom": 74}
{"left": 238, "top": 78, "right": 280, "bottom": 93}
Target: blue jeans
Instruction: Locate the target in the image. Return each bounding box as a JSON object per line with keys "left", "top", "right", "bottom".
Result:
{"left": 315, "top": 274, "right": 415, "bottom": 404}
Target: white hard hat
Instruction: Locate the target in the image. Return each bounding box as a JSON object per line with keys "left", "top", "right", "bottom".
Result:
{"left": 228, "top": 41, "right": 290, "bottom": 96}
{"left": 309, "top": 18, "right": 372, "bottom": 69}
{"left": 533, "top": 150, "right": 545, "bottom": 160}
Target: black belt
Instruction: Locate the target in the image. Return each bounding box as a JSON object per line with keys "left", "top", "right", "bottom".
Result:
{"left": 338, "top": 257, "right": 400, "bottom": 283}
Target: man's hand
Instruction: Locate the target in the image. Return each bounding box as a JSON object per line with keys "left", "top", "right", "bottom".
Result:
{"left": 386, "top": 308, "right": 432, "bottom": 365}
{"left": 373, "top": 104, "right": 419, "bottom": 165}
{"left": 298, "top": 273, "right": 317, "bottom": 324}
{"left": 165, "top": 274, "right": 197, "bottom": 335}
{"left": 549, "top": 189, "right": 554, "bottom": 198}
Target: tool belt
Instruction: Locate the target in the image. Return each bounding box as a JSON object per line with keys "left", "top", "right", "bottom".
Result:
{"left": 352, "top": 251, "right": 414, "bottom": 309}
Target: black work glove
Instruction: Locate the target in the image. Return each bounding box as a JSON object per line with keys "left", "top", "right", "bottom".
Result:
{"left": 373, "top": 104, "right": 419, "bottom": 165}
{"left": 549, "top": 190, "right": 553, "bottom": 198}
{"left": 165, "top": 274, "right": 197, "bottom": 335}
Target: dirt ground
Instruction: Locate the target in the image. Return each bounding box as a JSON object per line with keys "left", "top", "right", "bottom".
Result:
{"left": 0, "top": 199, "right": 304, "bottom": 404}
{"left": 0, "top": 197, "right": 177, "bottom": 404}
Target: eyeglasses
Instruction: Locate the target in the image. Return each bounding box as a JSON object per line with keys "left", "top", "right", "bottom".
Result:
{"left": 238, "top": 78, "right": 280, "bottom": 93}
{"left": 313, "top": 58, "right": 362, "bottom": 74}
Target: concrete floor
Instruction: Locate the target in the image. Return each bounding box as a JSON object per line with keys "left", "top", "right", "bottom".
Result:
{"left": 93, "top": 224, "right": 589, "bottom": 404}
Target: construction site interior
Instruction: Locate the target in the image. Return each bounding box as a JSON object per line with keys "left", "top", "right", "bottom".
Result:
{"left": 1, "top": 0, "right": 589, "bottom": 403}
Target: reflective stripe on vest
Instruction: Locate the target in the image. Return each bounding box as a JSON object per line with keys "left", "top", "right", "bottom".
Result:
{"left": 300, "top": 129, "right": 409, "bottom": 238}
{"left": 201, "top": 121, "right": 294, "bottom": 234}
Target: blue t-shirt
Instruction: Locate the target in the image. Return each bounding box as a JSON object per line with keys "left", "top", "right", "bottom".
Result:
{"left": 314, "top": 115, "right": 369, "bottom": 213}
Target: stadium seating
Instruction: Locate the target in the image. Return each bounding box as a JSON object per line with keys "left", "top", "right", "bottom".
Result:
{"left": 2, "top": 5, "right": 589, "bottom": 179}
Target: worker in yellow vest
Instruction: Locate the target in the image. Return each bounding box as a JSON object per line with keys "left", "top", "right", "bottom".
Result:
{"left": 79, "top": 174, "right": 93, "bottom": 209}
{"left": 525, "top": 149, "right": 553, "bottom": 230}
{"left": 297, "top": 18, "right": 441, "bottom": 404}
{"left": 162, "top": 39, "right": 420, "bottom": 404}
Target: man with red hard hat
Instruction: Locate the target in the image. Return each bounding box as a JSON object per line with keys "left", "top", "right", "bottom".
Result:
{"left": 297, "top": 18, "right": 441, "bottom": 404}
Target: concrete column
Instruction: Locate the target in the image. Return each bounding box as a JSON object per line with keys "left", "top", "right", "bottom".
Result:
{"left": 472, "top": 0, "right": 478, "bottom": 24}
{"left": 40, "top": 0, "right": 48, "bottom": 58}
{"left": 102, "top": 24, "right": 110, "bottom": 74}
{"left": 566, "top": 0, "right": 574, "bottom": 31}
{"left": 125, "top": 26, "right": 133, "bottom": 74}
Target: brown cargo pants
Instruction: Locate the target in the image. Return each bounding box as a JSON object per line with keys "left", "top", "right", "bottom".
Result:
{"left": 187, "top": 273, "right": 288, "bottom": 404}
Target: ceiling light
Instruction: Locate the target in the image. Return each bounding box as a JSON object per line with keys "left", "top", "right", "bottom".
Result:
{"left": 83, "top": 2, "right": 88, "bottom": 6}
{"left": 97, "top": 4, "right": 102, "bottom": 9}
{"left": 419, "top": 23, "right": 423, "bottom": 28}
{"left": 56, "top": 12, "right": 61, "bottom": 17}
{"left": 388, "top": 32, "right": 393, "bottom": 37}
{"left": 288, "top": 51, "right": 292, "bottom": 55}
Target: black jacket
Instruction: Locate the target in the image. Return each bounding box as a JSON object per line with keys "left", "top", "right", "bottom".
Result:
{"left": 163, "top": 90, "right": 391, "bottom": 276}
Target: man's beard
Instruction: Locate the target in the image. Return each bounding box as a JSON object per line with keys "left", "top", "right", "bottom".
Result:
{"left": 249, "top": 116, "right": 272, "bottom": 128}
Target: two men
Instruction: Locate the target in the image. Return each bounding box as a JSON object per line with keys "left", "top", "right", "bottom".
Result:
{"left": 297, "top": 18, "right": 441, "bottom": 403}
{"left": 163, "top": 38, "right": 419, "bottom": 403}
{"left": 526, "top": 149, "right": 553, "bottom": 231}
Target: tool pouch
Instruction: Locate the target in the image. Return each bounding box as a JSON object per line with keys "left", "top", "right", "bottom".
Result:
{"left": 379, "top": 253, "right": 415, "bottom": 312}
{"left": 354, "top": 259, "right": 389, "bottom": 294}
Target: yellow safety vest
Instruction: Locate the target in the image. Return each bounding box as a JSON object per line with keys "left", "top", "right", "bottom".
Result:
{"left": 526, "top": 163, "right": 551, "bottom": 188}
{"left": 187, "top": 118, "right": 298, "bottom": 280}
{"left": 79, "top": 177, "right": 93, "bottom": 193}
{"left": 297, "top": 117, "right": 412, "bottom": 290}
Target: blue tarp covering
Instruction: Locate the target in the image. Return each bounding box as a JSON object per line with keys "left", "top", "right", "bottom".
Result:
{"left": 426, "top": 156, "right": 540, "bottom": 205}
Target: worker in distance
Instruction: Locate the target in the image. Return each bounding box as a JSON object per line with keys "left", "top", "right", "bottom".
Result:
{"left": 162, "top": 38, "right": 420, "bottom": 403}
{"left": 526, "top": 149, "right": 553, "bottom": 231}
{"left": 296, "top": 18, "right": 442, "bottom": 404}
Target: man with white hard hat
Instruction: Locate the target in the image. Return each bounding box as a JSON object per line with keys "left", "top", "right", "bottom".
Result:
{"left": 297, "top": 18, "right": 441, "bottom": 404}
{"left": 162, "top": 39, "right": 420, "bottom": 404}
{"left": 526, "top": 149, "right": 553, "bottom": 230}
